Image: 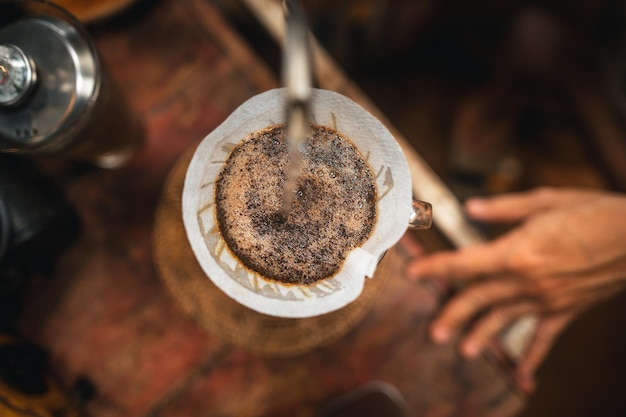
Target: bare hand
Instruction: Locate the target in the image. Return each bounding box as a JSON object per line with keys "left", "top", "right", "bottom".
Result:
{"left": 406, "top": 187, "right": 626, "bottom": 392}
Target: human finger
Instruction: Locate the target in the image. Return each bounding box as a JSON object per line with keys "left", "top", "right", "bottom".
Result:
{"left": 429, "top": 278, "right": 527, "bottom": 344}
{"left": 464, "top": 189, "right": 553, "bottom": 222}
{"left": 516, "top": 313, "right": 574, "bottom": 393}
{"left": 465, "top": 186, "right": 597, "bottom": 223}
{"left": 460, "top": 301, "right": 539, "bottom": 359}
{"left": 406, "top": 242, "right": 507, "bottom": 283}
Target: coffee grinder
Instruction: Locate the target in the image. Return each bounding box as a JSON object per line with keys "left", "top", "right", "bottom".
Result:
{"left": 0, "top": 0, "right": 143, "bottom": 168}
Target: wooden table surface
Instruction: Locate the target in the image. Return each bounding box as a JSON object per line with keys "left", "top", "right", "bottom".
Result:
{"left": 18, "top": 1, "right": 525, "bottom": 416}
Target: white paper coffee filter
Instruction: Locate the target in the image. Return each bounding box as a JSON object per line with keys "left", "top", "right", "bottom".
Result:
{"left": 182, "top": 88, "right": 412, "bottom": 318}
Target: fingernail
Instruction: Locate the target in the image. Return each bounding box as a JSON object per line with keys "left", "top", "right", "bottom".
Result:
{"left": 517, "top": 371, "right": 537, "bottom": 394}
{"left": 461, "top": 341, "right": 480, "bottom": 358}
{"left": 431, "top": 326, "right": 450, "bottom": 344}
{"left": 518, "top": 376, "right": 537, "bottom": 394}
{"left": 465, "top": 198, "right": 486, "bottom": 214}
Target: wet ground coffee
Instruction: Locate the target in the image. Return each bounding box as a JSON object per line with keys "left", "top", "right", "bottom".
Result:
{"left": 215, "top": 124, "right": 377, "bottom": 285}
